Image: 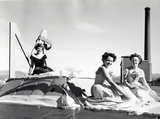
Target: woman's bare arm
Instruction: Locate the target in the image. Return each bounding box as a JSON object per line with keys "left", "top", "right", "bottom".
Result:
{"left": 28, "top": 60, "right": 35, "bottom": 75}
{"left": 139, "top": 70, "right": 151, "bottom": 90}
{"left": 100, "top": 66, "right": 130, "bottom": 99}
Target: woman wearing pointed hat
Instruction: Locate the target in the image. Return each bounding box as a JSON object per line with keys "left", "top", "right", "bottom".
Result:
{"left": 28, "top": 43, "right": 53, "bottom": 75}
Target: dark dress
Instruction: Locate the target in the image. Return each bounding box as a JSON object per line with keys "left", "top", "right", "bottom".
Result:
{"left": 30, "top": 54, "right": 53, "bottom": 75}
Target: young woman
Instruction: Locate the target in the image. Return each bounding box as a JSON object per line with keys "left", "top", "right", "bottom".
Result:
{"left": 124, "top": 53, "right": 160, "bottom": 102}
{"left": 91, "top": 52, "right": 138, "bottom": 102}
{"left": 28, "top": 43, "right": 53, "bottom": 75}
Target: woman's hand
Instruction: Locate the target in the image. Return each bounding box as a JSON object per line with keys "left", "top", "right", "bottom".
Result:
{"left": 124, "top": 69, "right": 129, "bottom": 78}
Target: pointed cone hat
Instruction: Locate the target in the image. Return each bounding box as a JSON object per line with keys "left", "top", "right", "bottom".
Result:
{"left": 37, "top": 29, "right": 52, "bottom": 50}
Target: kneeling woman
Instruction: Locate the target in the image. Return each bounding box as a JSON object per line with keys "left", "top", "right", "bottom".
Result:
{"left": 28, "top": 43, "right": 53, "bottom": 75}
{"left": 91, "top": 52, "right": 138, "bottom": 102}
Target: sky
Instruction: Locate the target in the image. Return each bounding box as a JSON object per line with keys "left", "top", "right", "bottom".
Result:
{"left": 0, "top": 0, "right": 160, "bottom": 76}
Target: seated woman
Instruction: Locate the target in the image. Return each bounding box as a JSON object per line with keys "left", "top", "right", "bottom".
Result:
{"left": 91, "top": 52, "right": 138, "bottom": 102}
{"left": 28, "top": 43, "right": 53, "bottom": 75}
{"left": 124, "top": 53, "right": 160, "bottom": 102}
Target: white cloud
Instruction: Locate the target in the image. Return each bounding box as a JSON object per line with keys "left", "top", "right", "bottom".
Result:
{"left": 74, "top": 23, "right": 105, "bottom": 34}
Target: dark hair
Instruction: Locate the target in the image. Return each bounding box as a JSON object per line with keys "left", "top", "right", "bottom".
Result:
{"left": 102, "top": 52, "right": 117, "bottom": 62}
{"left": 34, "top": 43, "right": 44, "bottom": 50}
{"left": 129, "top": 53, "right": 143, "bottom": 64}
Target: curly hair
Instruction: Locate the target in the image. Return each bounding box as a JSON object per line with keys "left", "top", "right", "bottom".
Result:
{"left": 34, "top": 43, "right": 44, "bottom": 50}
{"left": 129, "top": 53, "right": 143, "bottom": 64}
{"left": 102, "top": 52, "right": 117, "bottom": 62}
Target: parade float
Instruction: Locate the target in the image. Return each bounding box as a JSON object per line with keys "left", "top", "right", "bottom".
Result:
{"left": 0, "top": 7, "right": 160, "bottom": 119}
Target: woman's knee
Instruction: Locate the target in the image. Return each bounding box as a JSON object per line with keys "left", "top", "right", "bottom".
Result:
{"left": 91, "top": 84, "right": 103, "bottom": 98}
{"left": 91, "top": 84, "right": 100, "bottom": 94}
